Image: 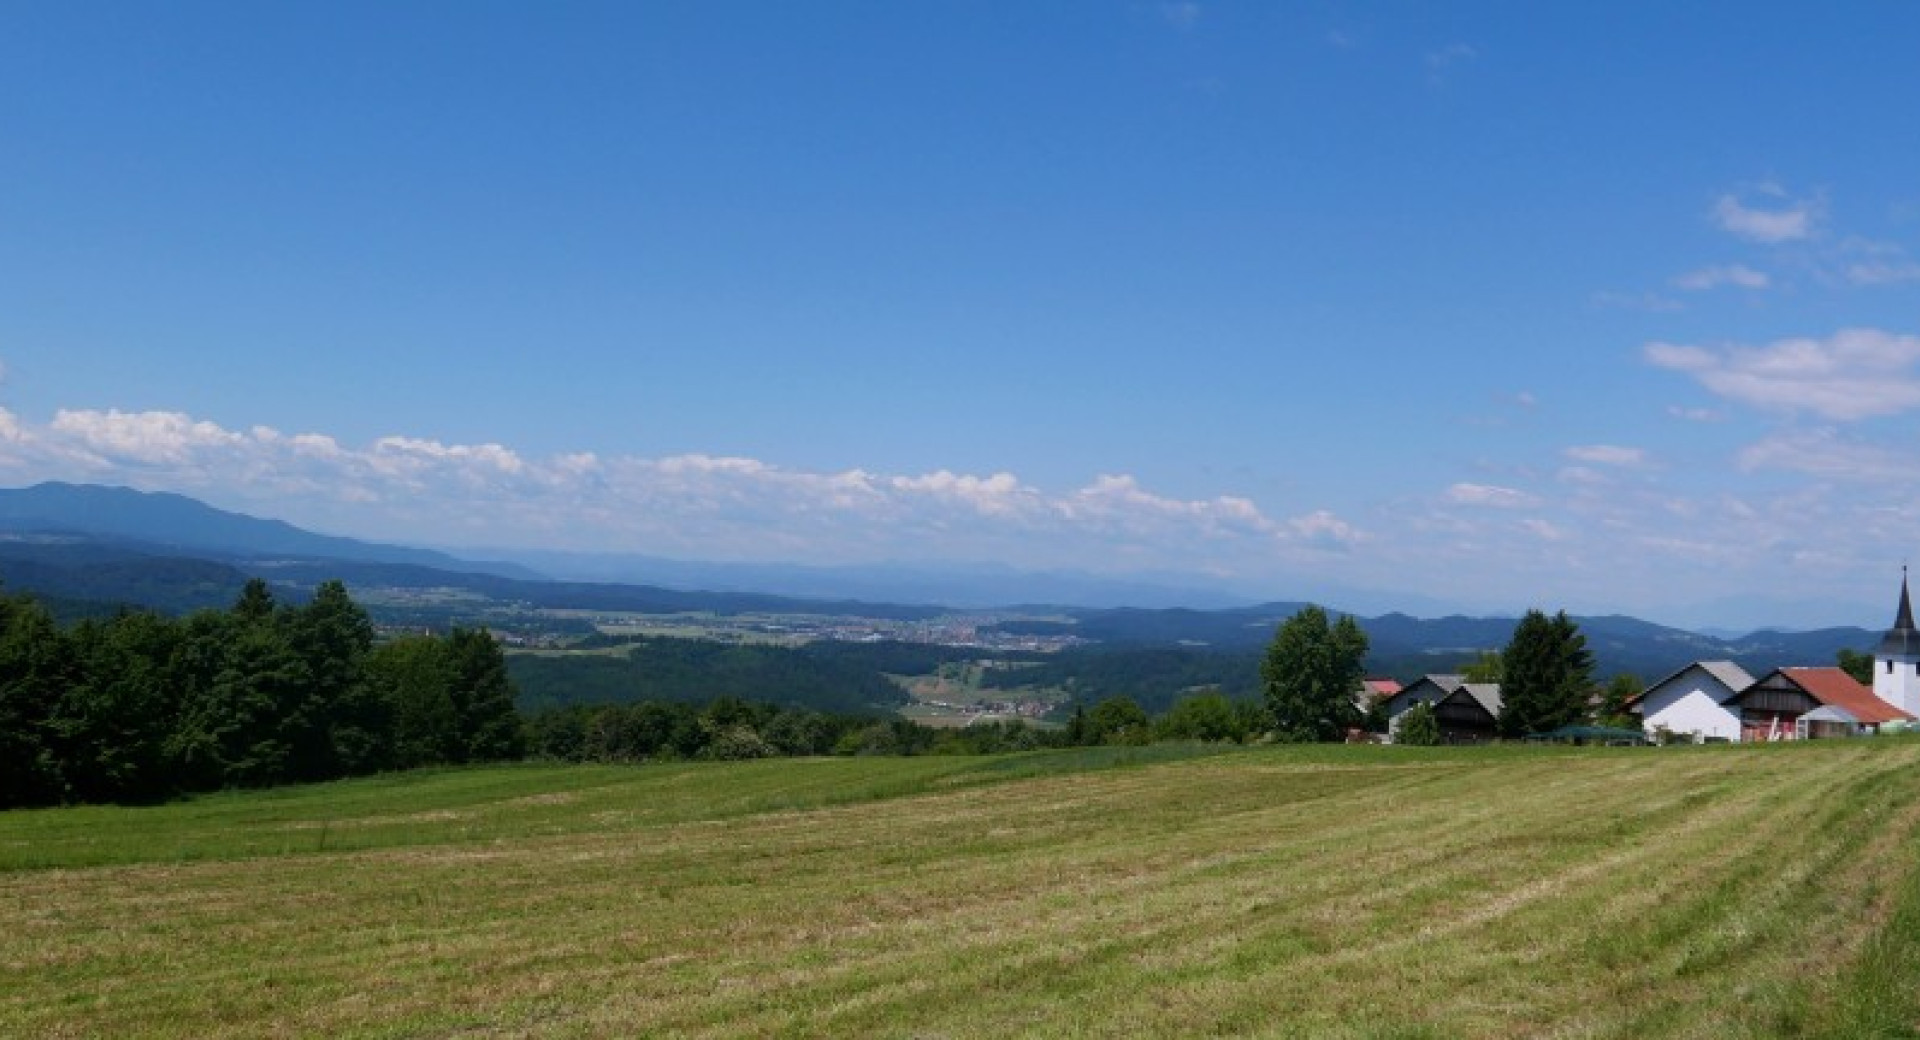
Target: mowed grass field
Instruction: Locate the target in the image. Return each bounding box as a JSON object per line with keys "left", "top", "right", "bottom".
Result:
{"left": 5, "top": 740, "right": 1920, "bottom": 1039}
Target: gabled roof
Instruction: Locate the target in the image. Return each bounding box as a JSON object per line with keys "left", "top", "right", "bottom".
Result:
{"left": 1399, "top": 674, "right": 1466, "bottom": 697}
{"left": 1384, "top": 675, "right": 1468, "bottom": 716}
{"left": 1781, "top": 667, "right": 1915, "bottom": 726}
{"left": 1456, "top": 683, "right": 1503, "bottom": 715}
{"left": 1626, "top": 660, "right": 1754, "bottom": 708}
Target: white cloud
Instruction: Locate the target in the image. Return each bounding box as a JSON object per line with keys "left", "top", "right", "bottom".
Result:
{"left": 1712, "top": 191, "right": 1819, "bottom": 243}
{"left": 1672, "top": 264, "right": 1770, "bottom": 291}
{"left": 49, "top": 409, "right": 247, "bottom": 465}
{"left": 0, "top": 405, "right": 1380, "bottom": 578}
{"left": 1645, "top": 327, "right": 1920, "bottom": 421}
{"left": 653, "top": 454, "right": 767, "bottom": 477}
{"left": 1445, "top": 483, "right": 1537, "bottom": 509}
{"left": 890, "top": 470, "right": 1033, "bottom": 517}
{"left": 1564, "top": 444, "right": 1645, "bottom": 467}
{"left": 1289, "top": 510, "right": 1364, "bottom": 550}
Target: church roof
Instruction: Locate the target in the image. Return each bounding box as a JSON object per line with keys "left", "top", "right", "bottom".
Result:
{"left": 1875, "top": 572, "right": 1920, "bottom": 657}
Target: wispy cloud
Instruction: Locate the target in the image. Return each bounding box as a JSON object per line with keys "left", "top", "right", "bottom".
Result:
{"left": 1160, "top": 2, "right": 1201, "bottom": 30}
{"left": 1591, "top": 289, "right": 1685, "bottom": 313}
{"left": 1672, "top": 264, "right": 1770, "bottom": 291}
{"left": 1711, "top": 188, "right": 1820, "bottom": 243}
{"left": 1564, "top": 444, "right": 1646, "bottom": 467}
{"left": 1425, "top": 42, "right": 1477, "bottom": 84}
{"left": 1846, "top": 259, "right": 1920, "bottom": 286}
{"left": 1645, "top": 327, "right": 1920, "bottom": 421}
{"left": 1426, "top": 43, "right": 1477, "bottom": 70}
{"left": 1445, "top": 482, "right": 1537, "bottom": 509}
{"left": 1738, "top": 428, "right": 1918, "bottom": 483}
{"left": 1666, "top": 404, "right": 1724, "bottom": 423}
{"left": 1520, "top": 518, "right": 1567, "bottom": 541}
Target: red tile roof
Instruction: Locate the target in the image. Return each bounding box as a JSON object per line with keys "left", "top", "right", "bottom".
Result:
{"left": 1782, "top": 667, "right": 1916, "bottom": 726}
{"left": 1363, "top": 678, "right": 1403, "bottom": 696}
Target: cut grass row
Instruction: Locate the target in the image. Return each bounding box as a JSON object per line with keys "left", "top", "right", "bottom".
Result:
{"left": 4, "top": 739, "right": 1918, "bottom": 1037}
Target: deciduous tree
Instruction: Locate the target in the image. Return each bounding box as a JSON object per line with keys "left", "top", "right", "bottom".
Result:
{"left": 1261, "top": 606, "right": 1367, "bottom": 742}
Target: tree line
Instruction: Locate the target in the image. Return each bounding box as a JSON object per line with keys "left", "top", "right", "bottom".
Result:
{"left": 508, "top": 635, "right": 932, "bottom": 716}
{"left": 524, "top": 697, "right": 1067, "bottom": 761}
{"left": 0, "top": 580, "right": 522, "bottom": 808}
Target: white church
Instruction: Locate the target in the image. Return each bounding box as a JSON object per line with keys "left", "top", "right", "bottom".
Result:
{"left": 1635, "top": 573, "right": 1920, "bottom": 742}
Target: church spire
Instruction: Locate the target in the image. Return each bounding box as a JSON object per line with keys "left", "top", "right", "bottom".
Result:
{"left": 1900, "top": 567, "right": 1916, "bottom": 632}
{"left": 1877, "top": 567, "right": 1920, "bottom": 658}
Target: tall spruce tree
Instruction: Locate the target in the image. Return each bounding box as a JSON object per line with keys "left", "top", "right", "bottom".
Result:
{"left": 1497, "top": 609, "right": 1594, "bottom": 738}
{"left": 0, "top": 591, "right": 69, "bottom": 808}
{"left": 445, "top": 627, "right": 525, "bottom": 761}
{"left": 1262, "top": 605, "right": 1368, "bottom": 742}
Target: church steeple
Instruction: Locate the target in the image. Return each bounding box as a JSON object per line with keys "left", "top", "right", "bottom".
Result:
{"left": 1898, "top": 567, "right": 1915, "bottom": 631}
{"left": 1877, "top": 567, "right": 1920, "bottom": 657}
{"left": 1873, "top": 567, "right": 1920, "bottom": 716}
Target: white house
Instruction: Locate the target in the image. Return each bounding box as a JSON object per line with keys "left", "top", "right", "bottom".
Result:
{"left": 1634, "top": 660, "right": 1752, "bottom": 743}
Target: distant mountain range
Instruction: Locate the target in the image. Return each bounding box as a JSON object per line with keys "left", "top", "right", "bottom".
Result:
{"left": 0, "top": 483, "right": 940, "bottom": 621}
{"left": 987, "top": 605, "right": 1878, "bottom": 682}
{"left": 489, "top": 549, "right": 1261, "bottom": 611}
{"left": 0, "top": 481, "right": 1885, "bottom": 680}
{"left": 0, "top": 482, "right": 540, "bottom": 579}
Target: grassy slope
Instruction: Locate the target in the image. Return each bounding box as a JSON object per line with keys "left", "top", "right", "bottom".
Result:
{"left": 3, "top": 741, "right": 1919, "bottom": 1039}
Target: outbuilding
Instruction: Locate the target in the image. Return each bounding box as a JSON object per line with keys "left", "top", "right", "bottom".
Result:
{"left": 1631, "top": 660, "right": 1752, "bottom": 743}
{"left": 1384, "top": 674, "right": 1502, "bottom": 744}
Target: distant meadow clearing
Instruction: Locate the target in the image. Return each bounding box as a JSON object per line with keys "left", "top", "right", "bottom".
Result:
{"left": 4, "top": 741, "right": 1919, "bottom": 1038}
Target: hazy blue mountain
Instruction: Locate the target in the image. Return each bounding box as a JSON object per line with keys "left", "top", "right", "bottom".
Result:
{"left": 0, "top": 482, "right": 541, "bottom": 579}
{"left": 476, "top": 549, "right": 1258, "bottom": 611}
{"left": 991, "top": 604, "right": 1879, "bottom": 682}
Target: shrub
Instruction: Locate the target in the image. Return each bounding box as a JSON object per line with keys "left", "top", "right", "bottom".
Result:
{"left": 1396, "top": 702, "right": 1441, "bottom": 746}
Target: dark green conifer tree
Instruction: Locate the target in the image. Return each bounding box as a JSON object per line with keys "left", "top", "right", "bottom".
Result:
{"left": 1497, "top": 610, "right": 1594, "bottom": 738}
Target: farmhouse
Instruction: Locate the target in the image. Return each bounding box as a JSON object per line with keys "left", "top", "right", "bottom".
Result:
{"left": 1383, "top": 674, "right": 1501, "bottom": 744}
{"left": 1728, "top": 667, "right": 1912, "bottom": 741}
{"left": 1632, "top": 661, "right": 1752, "bottom": 743}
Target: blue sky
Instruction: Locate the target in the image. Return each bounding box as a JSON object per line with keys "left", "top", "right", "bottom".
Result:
{"left": 4, "top": 2, "right": 1920, "bottom": 628}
